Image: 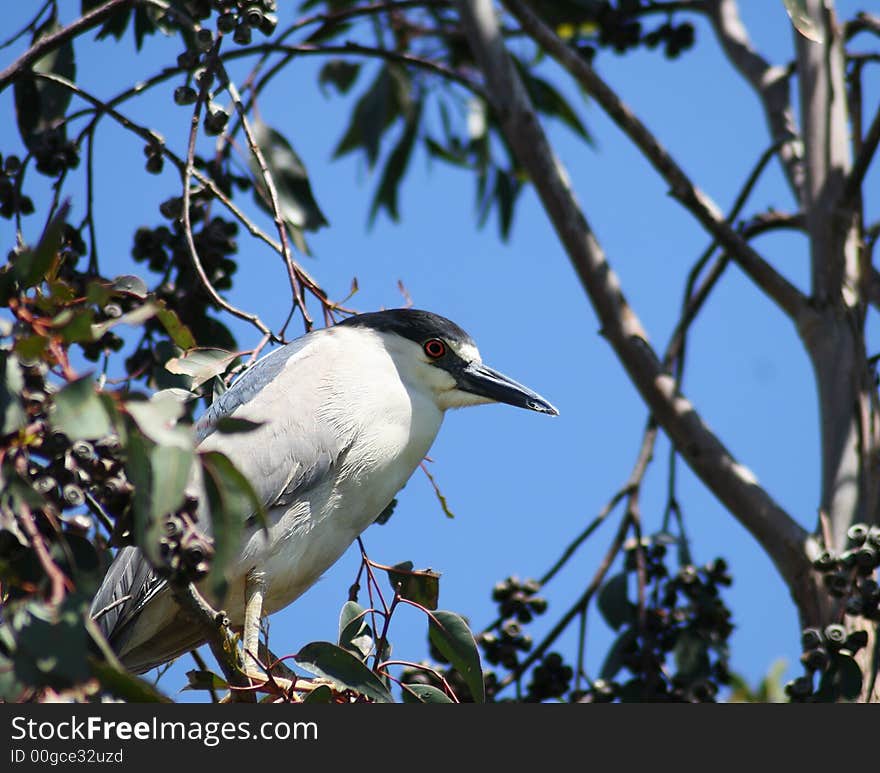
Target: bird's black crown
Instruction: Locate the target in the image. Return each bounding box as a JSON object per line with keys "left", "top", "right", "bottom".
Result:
{"left": 337, "top": 308, "right": 475, "bottom": 348}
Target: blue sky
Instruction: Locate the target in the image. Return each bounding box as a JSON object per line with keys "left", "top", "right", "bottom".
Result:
{"left": 2, "top": 2, "right": 878, "bottom": 700}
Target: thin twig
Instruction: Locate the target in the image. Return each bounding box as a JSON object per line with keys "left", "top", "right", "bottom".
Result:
{"left": 500, "top": 513, "right": 633, "bottom": 688}
{"left": 214, "top": 59, "right": 312, "bottom": 331}
{"left": 179, "top": 40, "right": 276, "bottom": 341}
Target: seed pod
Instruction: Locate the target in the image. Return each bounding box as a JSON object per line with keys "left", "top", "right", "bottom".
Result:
{"left": 812, "top": 550, "right": 837, "bottom": 571}
{"left": 855, "top": 547, "right": 878, "bottom": 572}
{"left": 34, "top": 476, "right": 57, "bottom": 495}
{"left": 823, "top": 624, "right": 847, "bottom": 648}
{"left": 847, "top": 523, "right": 869, "bottom": 547}
{"left": 233, "top": 21, "right": 252, "bottom": 45}
{"left": 62, "top": 484, "right": 85, "bottom": 507}
{"left": 801, "top": 627, "right": 823, "bottom": 650}
{"left": 785, "top": 675, "right": 813, "bottom": 699}
{"left": 217, "top": 12, "right": 237, "bottom": 33}
{"left": 245, "top": 7, "right": 264, "bottom": 28}
{"left": 258, "top": 12, "right": 277, "bottom": 36}
{"left": 174, "top": 85, "right": 198, "bottom": 105}
{"left": 177, "top": 49, "right": 200, "bottom": 70}
{"left": 845, "top": 630, "right": 868, "bottom": 653}
{"left": 800, "top": 647, "right": 829, "bottom": 672}
{"left": 195, "top": 28, "right": 214, "bottom": 51}
{"left": 71, "top": 440, "right": 95, "bottom": 461}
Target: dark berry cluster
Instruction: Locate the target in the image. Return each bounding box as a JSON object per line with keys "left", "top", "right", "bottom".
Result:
{"left": 477, "top": 576, "right": 548, "bottom": 672}
{"left": 812, "top": 523, "right": 880, "bottom": 618}
{"left": 156, "top": 506, "right": 214, "bottom": 582}
{"left": 0, "top": 155, "right": 34, "bottom": 220}
{"left": 569, "top": 1, "right": 696, "bottom": 62}
{"left": 525, "top": 652, "right": 574, "bottom": 702}
{"left": 580, "top": 540, "right": 733, "bottom": 703}
{"left": 27, "top": 128, "right": 80, "bottom": 178}
{"left": 171, "top": 1, "right": 278, "bottom": 137}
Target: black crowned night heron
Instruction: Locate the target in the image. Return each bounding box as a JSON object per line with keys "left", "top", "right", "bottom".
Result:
{"left": 90, "top": 309, "right": 557, "bottom": 674}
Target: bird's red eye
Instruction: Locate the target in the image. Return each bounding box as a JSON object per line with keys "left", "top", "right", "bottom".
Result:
{"left": 424, "top": 338, "right": 446, "bottom": 359}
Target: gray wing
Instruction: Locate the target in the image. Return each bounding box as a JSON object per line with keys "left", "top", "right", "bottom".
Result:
{"left": 90, "top": 330, "right": 351, "bottom": 670}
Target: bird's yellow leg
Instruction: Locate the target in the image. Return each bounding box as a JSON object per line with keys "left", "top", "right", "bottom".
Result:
{"left": 243, "top": 567, "right": 266, "bottom": 679}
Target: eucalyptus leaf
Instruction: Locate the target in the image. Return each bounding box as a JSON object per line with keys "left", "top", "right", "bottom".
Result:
{"left": 51, "top": 376, "right": 113, "bottom": 440}
{"left": 13, "top": 201, "right": 70, "bottom": 289}
{"left": 597, "top": 573, "right": 634, "bottom": 631}
{"left": 14, "top": 14, "right": 76, "bottom": 151}
{"left": 401, "top": 683, "right": 454, "bottom": 703}
{"left": 333, "top": 64, "right": 410, "bottom": 166}
{"left": 200, "top": 450, "right": 265, "bottom": 599}
{"left": 250, "top": 121, "right": 329, "bottom": 232}
{"left": 0, "top": 352, "right": 26, "bottom": 435}
{"left": 428, "top": 610, "right": 484, "bottom": 703}
{"left": 386, "top": 561, "right": 440, "bottom": 610}
{"left": 165, "top": 348, "right": 239, "bottom": 390}
{"left": 294, "top": 641, "right": 394, "bottom": 703}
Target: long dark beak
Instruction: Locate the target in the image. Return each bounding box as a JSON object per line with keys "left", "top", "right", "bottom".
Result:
{"left": 456, "top": 362, "right": 559, "bottom": 416}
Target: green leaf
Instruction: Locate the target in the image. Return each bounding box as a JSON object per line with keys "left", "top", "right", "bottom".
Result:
{"left": 294, "top": 641, "right": 394, "bottom": 703}
{"left": 516, "top": 61, "right": 591, "bottom": 142}
{"left": 200, "top": 450, "right": 265, "bottom": 599}
{"left": 673, "top": 630, "right": 711, "bottom": 681}
{"left": 90, "top": 300, "right": 160, "bottom": 338}
{"left": 125, "top": 426, "right": 173, "bottom": 569}
{"left": 13, "top": 597, "right": 91, "bottom": 688}
{"left": 0, "top": 351, "right": 27, "bottom": 435}
{"left": 386, "top": 561, "right": 440, "bottom": 610}
{"left": 133, "top": 5, "right": 160, "bottom": 50}
{"left": 111, "top": 274, "right": 148, "bottom": 298}
{"left": 338, "top": 601, "right": 373, "bottom": 660}
{"left": 14, "top": 201, "right": 70, "bottom": 289}
{"left": 425, "top": 136, "right": 470, "bottom": 168}
{"left": 89, "top": 658, "right": 170, "bottom": 702}
{"left": 181, "top": 669, "right": 229, "bottom": 693}
{"left": 14, "top": 13, "right": 76, "bottom": 151}
{"left": 214, "top": 417, "right": 263, "bottom": 435}
{"left": 319, "top": 60, "right": 361, "bottom": 95}
{"left": 428, "top": 610, "right": 484, "bottom": 703}
{"left": 599, "top": 627, "right": 637, "bottom": 680}
{"left": 333, "top": 64, "right": 410, "bottom": 166}
{"left": 82, "top": 0, "right": 132, "bottom": 41}
{"left": 373, "top": 497, "right": 396, "bottom": 525}
{"left": 165, "top": 348, "right": 239, "bottom": 390}
{"left": 302, "top": 684, "right": 334, "bottom": 703}
{"left": 250, "top": 121, "right": 329, "bottom": 233}
{"left": 50, "top": 376, "right": 113, "bottom": 440}
{"left": 597, "top": 573, "right": 633, "bottom": 631}
{"left": 155, "top": 306, "right": 197, "bottom": 350}
{"left": 369, "top": 100, "right": 422, "bottom": 224}
{"left": 494, "top": 168, "right": 522, "bottom": 240}
{"left": 55, "top": 308, "right": 96, "bottom": 344}
{"left": 124, "top": 391, "right": 191, "bottom": 449}
{"left": 401, "top": 683, "right": 454, "bottom": 703}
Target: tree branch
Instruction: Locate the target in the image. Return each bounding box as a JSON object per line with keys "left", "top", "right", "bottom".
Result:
{"left": 841, "top": 100, "right": 880, "bottom": 210}
{"left": 456, "top": 0, "right": 811, "bottom": 595}
{"left": 0, "top": 0, "right": 135, "bottom": 93}
{"left": 500, "top": 0, "right": 809, "bottom": 324}
{"left": 703, "top": 0, "right": 805, "bottom": 202}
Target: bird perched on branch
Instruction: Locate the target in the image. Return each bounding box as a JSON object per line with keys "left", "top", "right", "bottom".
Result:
{"left": 90, "top": 309, "right": 558, "bottom": 674}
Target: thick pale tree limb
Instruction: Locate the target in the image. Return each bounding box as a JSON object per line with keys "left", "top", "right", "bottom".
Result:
{"left": 794, "top": 0, "right": 865, "bottom": 552}
{"left": 703, "top": 0, "right": 806, "bottom": 202}
{"left": 500, "top": 0, "right": 810, "bottom": 326}
{"left": 456, "top": 0, "right": 814, "bottom": 606}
